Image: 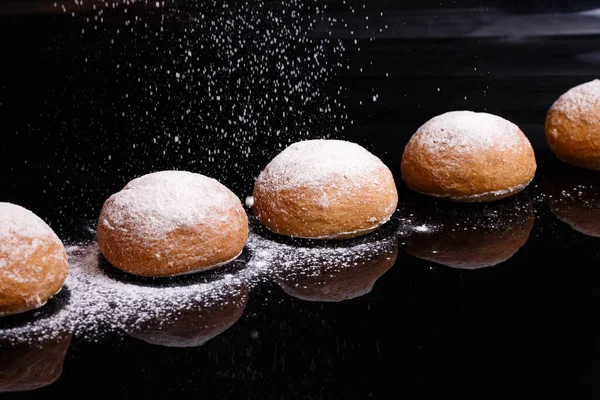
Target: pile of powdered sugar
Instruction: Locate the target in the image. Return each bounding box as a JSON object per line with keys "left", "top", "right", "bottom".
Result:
{"left": 0, "top": 221, "right": 405, "bottom": 345}
{"left": 552, "top": 79, "right": 600, "bottom": 116}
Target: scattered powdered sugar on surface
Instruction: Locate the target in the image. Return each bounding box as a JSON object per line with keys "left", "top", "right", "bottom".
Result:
{"left": 100, "top": 171, "right": 241, "bottom": 241}
{"left": 255, "top": 140, "right": 387, "bottom": 191}
{"left": 552, "top": 79, "right": 600, "bottom": 116}
{"left": 411, "top": 111, "right": 525, "bottom": 154}
{"left": 0, "top": 222, "right": 401, "bottom": 345}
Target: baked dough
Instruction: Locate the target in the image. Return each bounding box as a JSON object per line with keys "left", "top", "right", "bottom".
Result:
{"left": 401, "top": 111, "right": 537, "bottom": 202}
{"left": 0, "top": 203, "right": 68, "bottom": 317}
{"left": 253, "top": 139, "right": 398, "bottom": 239}
{"left": 545, "top": 79, "right": 600, "bottom": 169}
{"left": 97, "top": 171, "right": 248, "bottom": 277}
{"left": 406, "top": 195, "right": 534, "bottom": 269}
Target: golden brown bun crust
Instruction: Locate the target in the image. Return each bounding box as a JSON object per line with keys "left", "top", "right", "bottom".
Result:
{"left": 97, "top": 171, "right": 248, "bottom": 277}
{"left": 253, "top": 140, "right": 398, "bottom": 239}
{"left": 406, "top": 196, "right": 534, "bottom": 269}
{"left": 0, "top": 203, "right": 69, "bottom": 317}
{"left": 0, "top": 334, "right": 71, "bottom": 392}
{"left": 401, "top": 111, "right": 536, "bottom": 202}
{"left": 545, "top": 80, "right": 600, "bottom": 169}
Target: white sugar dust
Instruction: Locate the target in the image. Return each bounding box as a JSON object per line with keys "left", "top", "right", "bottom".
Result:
{"left": 0, "top": 222, "right": 399, "bottom": 345}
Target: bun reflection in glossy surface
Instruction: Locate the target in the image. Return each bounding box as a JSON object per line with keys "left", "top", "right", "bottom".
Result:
{"left": 406, "top": 195, "right": 534, "bottom": 269}
{"left": 97, "top": 171, "right": 248, "bottom": 277}
{"left": 274, "top": 235, "right": 398, "bottom": 302}
{"left": 545, "top": 80, "right": 600, "bottom": 169}
{"left": 401, "top": 111, "right": 536, "bottom": 202}
{"left": 0, "top": 333, "right": 71, "bottom": 392}
{"left": 126, "top": 281, "right": 249, "bottom": 348}
{"left": 253, "top": 139, "right": 398, "bottom": 239}
{"left": 545, "top": 166, "right": 600, "bottom": 237}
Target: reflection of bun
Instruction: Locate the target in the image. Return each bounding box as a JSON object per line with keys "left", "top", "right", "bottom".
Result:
{"left": 274, "top": 237, "right": 398, "bottom": 302}
{"left": 253, "top": 140, "right": 398, "bottom": 239}
{"left": 0, "top": 203, "right": 68, "bottom": 317}
{"left": 406, "top": 196, "right": 534, "bottom": 269}
{"left": 97, "top": 171, "right": 248, "bottom": 277}
{"left": 401, "top": 111, "right": 536, "bottom": 202}
{"left": 545, "top": 168, "right": 600, "bottom": 237}
{"left": 127, "top": 285, "right": 248, "bottom": 348}
{"left": 0, "top": 334, "right": 71, "bottom": 392}
{"left": 545, "top": 80, "right": 600, "bottom": 169}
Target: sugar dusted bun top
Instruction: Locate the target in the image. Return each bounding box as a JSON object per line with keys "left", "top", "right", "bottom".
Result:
{"left": 545, "top": 79, "right": 600, "bottom": 169}
{"left": 253, "top": 139, "right": 398, "bottom": 239}
{"left": 401, "top": 111, "right": 536, "bottom": 202}
{"left": 0, "top": 202, "right": 68, "bottom": 316}
{"left": 256, "top": 139, "right": 387, "bottom": 191}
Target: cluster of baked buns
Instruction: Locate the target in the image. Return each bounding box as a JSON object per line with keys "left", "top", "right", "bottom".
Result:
{"left": 1, "top": 79, "right": 599, "bottom": 316}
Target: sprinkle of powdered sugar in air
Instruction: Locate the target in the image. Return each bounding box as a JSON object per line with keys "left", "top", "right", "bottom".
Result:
{"left": 100, "top": 171, "right": 241, "bottom": 241}
{"left": 551, "top": 79, "right": 600, "bottom": 116}
{"left": 43, "top": 1, "right": 349, "bottom": 232}
{"left": 411, "top": 111, "right": 527, "bottom": 154}
{"left": 256, "top": 140, "right": 387, "bottom": 191}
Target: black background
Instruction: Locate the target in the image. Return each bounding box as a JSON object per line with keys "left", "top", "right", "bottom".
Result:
{"left": 1, "top": 0, "right": 599, "bottom": 398}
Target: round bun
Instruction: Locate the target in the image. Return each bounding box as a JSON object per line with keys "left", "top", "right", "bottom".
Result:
{"left": 406, "top": 195, "right": 534, "bottom": 269}
{"left": 253, "top": 139, "right": 398, "bottom": 239}
{"left": 0, "top": 334, "right": 71, "bottom": 392}
{"left": 545, "top": 79, "right": 600, "bottom": 169}
{"left": 545, "top": 168, "right": 600, "bottom": 237}
{"left": 97, "top": 171, "right": 248, "bottom": 277}
{"left": 401, "top": 111, "right": 537, "bottom": 202}
{"left": 0, "top": 203, "right": 68, "bottom": 317}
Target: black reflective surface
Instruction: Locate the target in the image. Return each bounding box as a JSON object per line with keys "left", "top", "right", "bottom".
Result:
{"left": 0, "top": 1, "right": 598, "bottom": 398}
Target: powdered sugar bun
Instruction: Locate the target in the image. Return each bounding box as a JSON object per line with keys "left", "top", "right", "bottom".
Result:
{"left": 0, "top": 203, "right": 68, "bottom": 317}
{"left": 545, "top": 79, "right": 600, "bottom": 169}
{"left": 252, "top": 139, "right": 398, "bottom": 239}
{"left": 401, "top": 111, "right": 536, "bottom": 202}
{"left": 97, "top": 171, "right": 248, "bottom": 277}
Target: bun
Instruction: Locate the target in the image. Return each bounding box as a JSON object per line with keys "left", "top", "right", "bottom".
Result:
{"left": 545, "top": 79, "right": 600, "bottom": 169}
{"left": 253, "top": 140, "right": 398, "bottom": 239}
{"left": 0, "top": 203, "right": 68, "bottom": 317}
{"left": 401, "top": 111, "right": 536, "bottom": 202}
{"left": 406, "top": 195, "right": 534, "bottom": 269}
{"left": 97, "top": 171, "right": 248, "bottom": 277}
